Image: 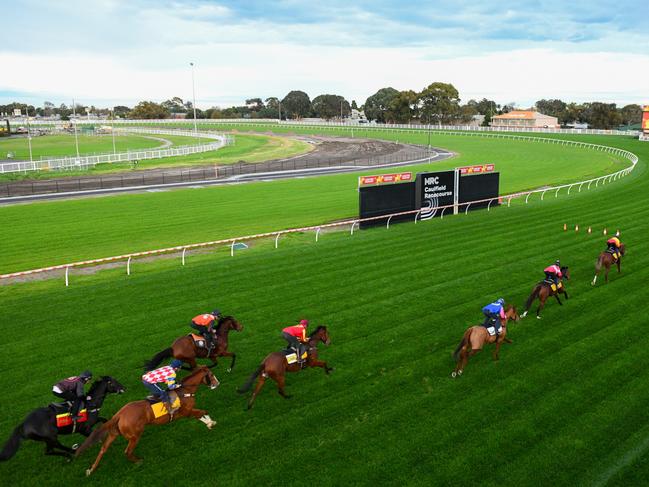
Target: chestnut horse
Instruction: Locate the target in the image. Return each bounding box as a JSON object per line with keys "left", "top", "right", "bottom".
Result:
{"left": 76, "top": 366, "right": 219, "bottom": 476}
{"left": 592, "top": 244, "right": 625, "bottom": 285}
{"left": 144, "top": 315, "right": 243, "bottom": 372}
{"left": 237, "top": 325, "right": 332, "bottom": 409}
{"left": 521, "top": 266, "right": 570, "bottom": 319}
{"left": 452, "top": 305, "right": 520, "bottom": 377}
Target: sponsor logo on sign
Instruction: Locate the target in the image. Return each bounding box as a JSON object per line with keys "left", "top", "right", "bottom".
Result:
{"left": 458, "top": 164, "right": 496, "bottom": 175}
{"left": 359, "top": 172, "right": 412, "bottom": 186}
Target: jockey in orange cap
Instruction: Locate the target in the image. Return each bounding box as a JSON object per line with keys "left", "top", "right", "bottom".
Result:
{"left": 282, "top": 319, "right": 309, "bottom": 364}
{"left": 606, "top": 236, "right": 622, "bottom": 260}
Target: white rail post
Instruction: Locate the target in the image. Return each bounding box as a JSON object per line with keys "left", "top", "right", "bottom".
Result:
{"left": 316, "top": 227, "right": 321, "bottom": 242}
{"left": 555, "top": 187, "right": 561, "bottom": 198}
{"left": 274, "top": 233, "right": 280, "bottom": 248}
{"left": 588, "top": 180, "right": 593, "bottom": 190}
{"left": 525, "top": 193, "right": 532, "bottom": 204}
{"left": 541, "top": 190, "right": 547, "bottom": 201}
{"left": 579, "top": 182, "right": 584, "bottom": 192}
{"left": 231, "top": 241, "right": 236, "bottom": 257}
{"left": 488, "top": 199, "right": 494, "bottom": 211}
{"left": 182, "top": 248, "right": 187, "bottom": 266}
{"left": 65, "top": 266, "right": 70, "bottom": 287}
{"left": 386, "top": 215, "right": 393, "bottom": 229}
{"left": 350, "top": 222, "right": 358, "bottom": 235}
{"left": 567, "top": 184, "right": 573, "bottom": 195}
{"left": 464, "top": 203, "right": 472, "bottom": 215}
{"left": 414, "top": 211, "right": 421, "bottom": 223}
{"left": 507, "top": 197, "right": 512, "bottom": 207}
{"left": 440, "top": 207, "right": 447, "bottom": 219}
{"left": 127, "top": 256, "right": 131, "bottom": 275}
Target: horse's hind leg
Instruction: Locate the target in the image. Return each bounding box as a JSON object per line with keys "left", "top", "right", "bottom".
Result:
{"left": 43, "top": 438, "right": 74, "bottom": 459}
{"left": 555, "top": 294, "right": 563, "bottom": 305}
{"left": 247, "top": 376, "right": 266, "bottom": 410}
{"left": 124, "top": 431, "right": 143, "bottom": 463}
{"left": 86, "top": 432, "right": 118, "bottom": 476}
{"left": 275, "top": 374, "right": 291, "bottom": 399}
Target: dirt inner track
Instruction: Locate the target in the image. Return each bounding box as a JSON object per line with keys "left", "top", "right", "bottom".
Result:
{"left": 0, "top": 133, "right": 432, "bottom": 198}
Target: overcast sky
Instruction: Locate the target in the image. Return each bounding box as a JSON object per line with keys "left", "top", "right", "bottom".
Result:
{"left": 1, "top": 0, "right": 648, "bottom": 109}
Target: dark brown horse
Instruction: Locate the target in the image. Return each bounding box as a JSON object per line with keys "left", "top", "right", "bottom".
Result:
{"left": 76, "top": 366, "right": 219, "bottom": 476}
{"left": 592, "top": 243, "right": 625, "bottom": 285}
{"left": 521, "top": 266, "right": 570, "bottom": 319}
{"left": 237, "top": 325, "right": 332, "bottom": 409}
{"left": 452, "top": 305, "right": 520, "bottom": 377}
{"left": 144, "top": 315, "right": 243, "bottom": 372}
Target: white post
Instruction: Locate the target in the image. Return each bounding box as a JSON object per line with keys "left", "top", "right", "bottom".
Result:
{"left": 231, "top": 241, "right": 236, "bottom": 257}
{"left": 386, "top": 215, "right": 393, "bottom": 229}
{"left": 465, "top": 203, "right": 471, "bottom": 215}
{"left": 72, "top": 99, "right": 80, "bottom": 158}
{"left": 541, "top": 190, "right": 547, "bottom": 201}
{"left": 488, "top": 199, "right": 494, "bottom": 211}
{"left": 127, "top": 256, "right": 131, "bottom": 275}
{"left": 111, "top": 109, "right": 117, "bottom": 154}
{"left": 182, "top": 248, "right": 186, "bottom": 265}
{"left": 453, "top": 168, "right": 459, "bottom": 215}
{"left": 350, "top": 222, "right": 358, "bottom": 235}
{"left": 190, "top": 62, "right": 198, "bottom": 138}
{"left": 555, "top": 187, "right": 560, "bottom": 198}
{"left": 316, "top": 227, "right": 321, "bottom": 242}
{"left": 65, "top": 266, "right": 69, "bottom": 287}
{"left": 525, "top": 193, "right": 532, "bottom": 204}
{"left": 274, "top": 233, "right": 280, "bottom": 248}
{"left": 414, "top": 211, "right": 420, "bottom": 223}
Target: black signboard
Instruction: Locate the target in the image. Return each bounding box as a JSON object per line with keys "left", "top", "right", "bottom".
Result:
{"left": 358, "top": 182, "right": 416, "bottom": 228}
{"left": 459, "top": 172, "right": 500, "bottom": 210}
{"left": 415, "top": 170, "right": 456, "bottom": 220}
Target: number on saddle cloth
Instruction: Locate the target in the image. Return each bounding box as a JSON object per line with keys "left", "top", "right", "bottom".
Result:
{"left": 283, "top": 348, "right": 307, "bottom": 365}
{"left": 149, "top": 392, "right": 181, "bottom": 418}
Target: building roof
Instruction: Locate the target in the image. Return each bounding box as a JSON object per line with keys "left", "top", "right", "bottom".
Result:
{"left": 492, "top": 110, "right": 552, "bottom": 120}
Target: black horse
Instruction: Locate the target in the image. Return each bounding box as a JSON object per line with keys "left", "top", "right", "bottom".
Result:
{"left": 0, "top": 376, "right": 125, "bottom": 461}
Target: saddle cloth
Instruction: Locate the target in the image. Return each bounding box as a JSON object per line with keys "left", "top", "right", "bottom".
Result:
{"left": 606, "top": 249, "right": 620, "bottom": 260}
{"left": 486, "top": 326, "right": 497, "bottom": 336}
{"left": 149, "top": 391, "right": 181, "bottom": 418}
{"left": 283, "top": 349, "right": 308, "bottom": 365}
{"left": 55, "top": 409, "right": 88, "bottom": 428}
{"left": 189, "top": 333, "right": 206, "bottom": 347}
{"left": 542, "top": 279, "right": 563, "bottom": 292}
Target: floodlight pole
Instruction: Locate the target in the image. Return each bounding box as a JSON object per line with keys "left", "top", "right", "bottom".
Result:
{"left": 72, "top": 99, "right": 80, "bottom": 158}
{"left": 278, "top": 101, "right": 281, "bottom": 121}
{"left": 190, "top": 62, "right": 198, "bottom": 137}
{"left": 25, "top": 109, "right": 33, "bottom": 163}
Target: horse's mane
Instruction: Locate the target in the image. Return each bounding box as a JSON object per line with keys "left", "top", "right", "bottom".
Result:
{"left": 215, "top": 315, "right": 233, "bottom": 332}
{"left": 87, "top": 376, "right": 111, "bottom": 396}
{"left": 181, "top": 365, "right": 209, "bottom": 383}
{"left": 308, "top": 325, "right": 327, "bottom": 338}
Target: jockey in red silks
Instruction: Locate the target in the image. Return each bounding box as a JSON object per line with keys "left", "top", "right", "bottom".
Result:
{"left": 282, "top": 319, "right": 309, "bottom": 364}
{"left": 544, "top": 260, "right": 563, "bottom": 286}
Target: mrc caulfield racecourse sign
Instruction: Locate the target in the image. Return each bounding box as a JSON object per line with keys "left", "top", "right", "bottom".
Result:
{"left": 415, "top": 170, "right": 457, "bottom": 220}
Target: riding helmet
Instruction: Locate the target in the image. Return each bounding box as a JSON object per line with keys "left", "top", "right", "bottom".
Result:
{"left": 170, "top": 359, "right": 184, "bottom": 369}
{"left": 299, "top": 319, "right": 309, "bottom": 327}
{"left": 79, "top": 370, "right": 92, "bottom": 379}
{"left": 211, "top": 309, "right": 222, "bottom": 317}
{"left": 497, "top": 298, "right": 504, "bottom": 305}
{"left": 555, "top": 259, "right": 561, "bottom": 266}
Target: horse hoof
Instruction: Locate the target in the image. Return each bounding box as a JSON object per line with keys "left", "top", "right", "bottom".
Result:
{"left": 536, "top": 316, "right": 542, "bottom": 320}
{"left": 521, "top": 312, "right": 527, "bottom": 318}
{"left": 451, "top": 371, "right": 457, "bottom": 378}
{"left": 458, "top": 370, "right": 463, "bottom": 376}
{"left": 72, "top": 443, "right": 79, "bottom": 450}
{"left": 86, "top": 468, "right": 93, "bottom": 477}
{"left": 226, "top": 368, "right": 232, "bottom": 373}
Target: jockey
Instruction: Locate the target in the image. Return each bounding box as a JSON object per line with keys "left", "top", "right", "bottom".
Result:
{"left": 191, "top": 309, "right": 222, "bottom": 351}
{"left": 282, "top": 319, "right": 309, "bottom": 364}
{"left": 544, "top": 260, "right": 563, "bottom": 287}
{"left": 52, "top": 370, "right": 92, "bottom": 421}
{"left": 606, "top": 236, "right": 622, "bottom": 259}
{"left": 482, "top": 299, "right": 505, "bottom": 337}
{"left": 141, "top": 359, "right": 183, "bottom": 411}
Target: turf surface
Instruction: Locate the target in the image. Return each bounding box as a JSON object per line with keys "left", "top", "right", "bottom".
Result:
{"left": 0, "top": 133, "right": 628, "bottom": 274}
{"left": 0, "top": 134, "right": 646, "bottom": 486}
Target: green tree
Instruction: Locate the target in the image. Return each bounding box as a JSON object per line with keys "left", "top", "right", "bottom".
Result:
{"left": 351, "top": 100, "right": 358, "bottom": 110}
{"left": 112, "top": 106, "right": 131, "bottom": 118}
{"left": 418, "top": 82, "right": 460, "bottom": 124}
{"left": 620, "top": 104, "right": 642, "bottom": 126}
{"left": 129, "top": 101, "right": 170, "bottom": 119}
{"left": 280, "top": 90, "right": 311, "bottom": 119}
{"left": 581, "top": 102, "right": 622, "bottom": 129}
{"left": 364, "top": 87, "right": 399, "bottom": 123}
{"left": 386, "top": 90, "right": 419, "bottom": 123}
{"left": 457, "top": 103, "right": 479, "bottom": 124}
{"left": 312, "top": 94, "right": 350, "bottom": 120}
{"left": 534, "top": 99, "right": 567, "bottom": 118}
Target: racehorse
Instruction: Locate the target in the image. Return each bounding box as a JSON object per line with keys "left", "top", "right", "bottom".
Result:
{"left": 144, "top": 315, "right": 243, "bottom": 372}
{"left": 76, "top": 366, "right": 219, "bottom": 476}
{"left": 0, "top": 376, "right": 125, "bottom": 462}
{"left": 592, "top": 243, "right": 625, "bottom": 285}
{"left": 452, "top": 305, "right": 520, "bottom": 377}
{"left": 521, "top": 266, "right": 570, "bottom": 319}
{"left": 237, "top": 325, "right": 332, "bottom": 410}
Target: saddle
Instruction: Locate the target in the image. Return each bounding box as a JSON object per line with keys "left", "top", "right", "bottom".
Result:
{"left": 606, "top": 248, "right": 620, "bottom": 260}
{"left": 148, "top": 391, "right": 181, "bottom": 418}
{"left": 189, "top": 333, "right": 217, "bottom": 349}
{"left": 53, "top": 407, "right": 89, "bottom": 428}
{"left": 283, "top": 348, "right": 308, "bottom": 365}
{"left": 542, "top": 279, "right": 563, "bottom": 292}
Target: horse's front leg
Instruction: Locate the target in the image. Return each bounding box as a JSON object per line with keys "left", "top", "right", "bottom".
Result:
{"left": 309, "top": 359, "right": 333, "bottom": 374}
{"left": 617, "top": 259, "right": 621, "bottom": 274}
{"left": 555, "top": 294, "right": 563, "bottom": 305}
{"left": 189, "top": 408, "right": 216, "bottom": 429}
{"left": 493, "top": 340, "right": 502, "bottom": 361}
{"left": 218, "top": 351, "right": 236, "bottom": 372}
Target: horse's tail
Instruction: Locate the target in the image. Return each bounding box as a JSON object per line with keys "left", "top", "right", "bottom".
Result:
{"left": 0, "top": 424, "right": 24, "bottom": 461}
{"left": 525, "top": 284, "right": 542, "bottom": 312}
{"left": 237, "top": 363, "right": 264, "bottom": 394}
{"left": 453, "top": 329, "right": 472, "bottom": 362}
{"left": 144, "top": 347, "right": 173, "bottom": 371}
{"left": 75, "top": 416, "right": 119, "bottom": 458}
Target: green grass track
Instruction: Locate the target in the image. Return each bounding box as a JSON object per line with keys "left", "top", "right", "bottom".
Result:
{"left": 0, "top": 133, "right": 629, "bottom": 274}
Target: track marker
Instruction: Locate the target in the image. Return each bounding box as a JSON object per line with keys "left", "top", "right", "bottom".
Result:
{"left": 616, "top": 230, "right": 620, "bottom": 237}
{"left": 588, "top": 226, "right": 592, "bottom": 234}
{"left": 575, "top": 225, "right": 579, "bottom": 232}
{"left": 603, "top": 228, "right": 607, "bottom": 235}
{"left": 563, "top": 223, "right": 567, "bottom": 231}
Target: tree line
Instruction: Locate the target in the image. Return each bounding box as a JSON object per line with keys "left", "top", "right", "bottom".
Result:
{"left": 1, "top": 86, "right": 644, "bottom": 130}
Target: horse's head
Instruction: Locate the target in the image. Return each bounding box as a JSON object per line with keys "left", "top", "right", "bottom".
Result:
{"left": 560, "top": 266, "right": 570, "bottom": 280}
{"left": 218, "top": 315, "right": 244, "bottom": 333}
{"left": 309, "top": 325, "right": 331, "bottom": 345}
{"left": 505, "top": 305, "right": 521, "bottom": 322}
{"left": 182, "top": 366, "right": 220, "bottom": 390}
{"left": 88, "top": 376, "right": 126, "bottom": 398}
{"left": 203, "top": 368, "right": 220, "bottom": 390}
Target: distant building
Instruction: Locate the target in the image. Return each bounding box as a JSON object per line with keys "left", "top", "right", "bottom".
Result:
{"left": 491, "top": 110, "right": 559, "bottom": 129}
{"left": 565, "top": 121, "right": 589, "bottom": 129}
{"left": 351, "top": 109, "right": 367, "bottom": 121}
{"left": 170, "top": 113, "right": 187, "bottom": 119}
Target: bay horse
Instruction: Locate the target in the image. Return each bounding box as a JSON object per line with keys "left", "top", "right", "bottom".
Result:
{"left": 592, "top": 243, "right": 625, "bottom": 285}
{"left": 237, "top": 325, "right": 332, "bottom": 410}
{"left": 144, "top": 315, "right": 243, "bottom": 372}
{"left": 521, "top": 266, "right": 570, "bottom": 319}
{"left": 452, "top": 305, "right": 520, "bottom": 377}
{"left": 0, "top": 376, "right": 125, "bottom": 462}
{"left": 76, "top": 366, "right": 219, "bottom": 476}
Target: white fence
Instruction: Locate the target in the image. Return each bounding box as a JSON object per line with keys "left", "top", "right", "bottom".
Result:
{"left": 0, "top": 134, "right": 638, "bottom": 285}
{"left": 25, "top": 118, "right": 641, "bottom": 137}
{"left": 0, "top": 128, "right": 233, "bottom": 174}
